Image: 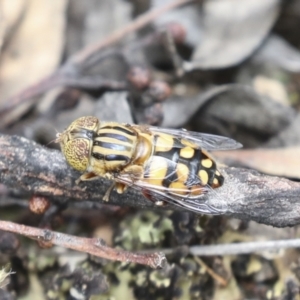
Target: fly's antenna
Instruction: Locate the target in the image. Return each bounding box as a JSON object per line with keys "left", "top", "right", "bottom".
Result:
{"left": 47, "top": 125, "right": 62, "bottom": 146}
{"left": 47, "top": 134, "right": 61, "bottom": 146}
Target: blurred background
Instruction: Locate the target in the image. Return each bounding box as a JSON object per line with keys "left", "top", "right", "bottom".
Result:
{"left": 1, "top": 0, "right": 300, "bottom": 299}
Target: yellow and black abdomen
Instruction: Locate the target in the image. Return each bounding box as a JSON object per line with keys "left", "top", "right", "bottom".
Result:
{"left": 91, "top": 124, "right": 137, "bottom": 172}
{"left": 144, "top": 133, "right": 224, "bottom": 197}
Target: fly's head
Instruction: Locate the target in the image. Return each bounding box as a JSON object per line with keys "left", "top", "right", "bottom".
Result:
{"left": 56, "top": 116, "right": 100, "bottom": 172}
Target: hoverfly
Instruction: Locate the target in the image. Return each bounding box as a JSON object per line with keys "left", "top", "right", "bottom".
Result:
{"left": 57, "top": 116, "right": 242, "bottom": 214}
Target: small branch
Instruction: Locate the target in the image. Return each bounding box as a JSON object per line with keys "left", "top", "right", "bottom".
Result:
{"left": 69, "top": 0, "right": 193, "bottom": 65}
{"left": 0, "top": 73, "right": 62, "bottom": 112}
{"left": 0, "top": 134, "right": 300, "bottom": 227}
{"left": 0, "top": 0, "right": 193, "bottom": 126}
{"left": 161, "top": 28, "right": 185, "bottom": 77}
{"left": 60, "top": 76, "right": 127, "bottom": 90}
{"left": 0, "top": 220, "right": 165, "bottom": 268}
{"left": 194, "top": 256, "right": 228, "bottom": 286}
{"left": 188, "top": 238, "right": 300, "bottom": 256}
{"left": 0, "top": 73, "right": 126, "bottom": 122}
{"left": 144, "top": 238, "right": 300, "bottom": 259}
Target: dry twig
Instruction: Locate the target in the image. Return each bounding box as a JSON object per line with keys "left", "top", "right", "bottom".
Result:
{"left": 0, "top": 0, "right": 193, "bottom": 126}
{"left": 194, "top": 256, "right": 228, "bottom": 286}
{"left": 188, "top": 239, "right": 300, "bottom": 256}
{"left": 69, "top": 0, "right": 193, "bottom": 65}
{"left": 0, "top": 134, "right": 299, "bottom": 227}
{"left": 0, "top": 220, "right": 165, "bottom": 268}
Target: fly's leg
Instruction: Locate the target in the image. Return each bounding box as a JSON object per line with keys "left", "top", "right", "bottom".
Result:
{"left": 120, "top": 165, "right": 144, "bottom": 183}
{"left": 142, "top": 189, "right": 167, "bottom": 206}
{"left": 76, "top": 171, "right": 113, "bottom": 184}
{"left": 76, "top": 172, "right": 100, "bottom": 184}
{"left": 77, "top": 165, "right": 143, "bottom": 201}
{"left": 103, "top": 182, "right": 115, "bottom": 201}
{"left": 103, "top": 182, "right": 128, "bottom": 201}
{"left": 103, "top": 165, "right": 143, "bottom": 202}
{"left": 75, "top": 171, "right": 116, "bottom": 202}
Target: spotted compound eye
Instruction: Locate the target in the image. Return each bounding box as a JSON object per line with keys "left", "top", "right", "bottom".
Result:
{"left": 62, "top": 138, "right": 91, "bottom": 172}
{"left": 69, "top": 116, "right": 100, "bottom": 132}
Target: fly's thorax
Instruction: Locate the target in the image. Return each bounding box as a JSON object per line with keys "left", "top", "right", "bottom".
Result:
{"left": 59, "top": 116, "right": 100, "bottom": 172}
{"left": 90, "top": 123, "right": 138, "bottom": 173}
{"left": 132, "top": 132, "right": 153, "bottom": 166}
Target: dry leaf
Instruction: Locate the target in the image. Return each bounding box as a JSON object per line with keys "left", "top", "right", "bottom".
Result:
{"left": 253, "top": 34, "right": 300, "bottom": 73}
{"left": 214, "top": 147, "right": 300, "bottom": 179}
{"left": 0, "top": 0, "right": 68, "bottom": 124}
{"left": 0, "top": 0, "right": 26, "bottom": 51}
{"left": 188, "top": 0, "right": 281, "bottom": 69}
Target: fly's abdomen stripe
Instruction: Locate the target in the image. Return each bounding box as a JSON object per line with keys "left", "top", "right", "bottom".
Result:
{"left": 150, "top": 134, "right": 181, "bottom": 188}
{"left": 150, "top": 134, "right": 221, "bottom": 189}
{"left": 182, "top": 148, "right": 202, "bottom": 185}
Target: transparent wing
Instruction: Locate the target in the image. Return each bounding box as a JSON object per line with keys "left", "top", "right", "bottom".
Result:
{"left": 149, "top": 126, "right": 242, "bottom": 151}
{"left": 115, "top": 160, "right": 226, "bottom": 215}
{"left": 116, "top": 175, "right": 225, "bottom": 215}
{"left": 145, "top": 187, "right": 225, "bottom": 215}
